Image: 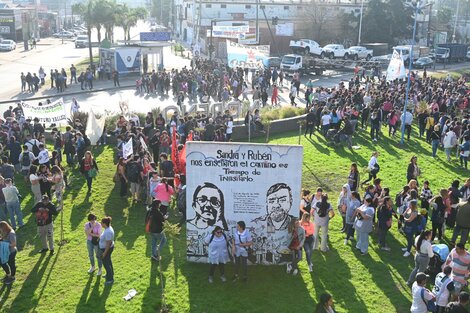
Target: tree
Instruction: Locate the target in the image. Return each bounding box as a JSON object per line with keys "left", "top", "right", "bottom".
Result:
{"left": 362, "top": 0, "right": 413, "bottom": 45}
{"left": 437, "top": 6, "right": 452, "bottom": 25}
{"left": 299, "top": 1, "right": 330, "bottom": 43}
{"left": 362, "top": 0, "right": 392, "bottom": 43}
{"left": 117, "top": 6, "right": 148, "bottom": 41}
{"left": 151, "top": 0, "right": 174, "bottom": 27}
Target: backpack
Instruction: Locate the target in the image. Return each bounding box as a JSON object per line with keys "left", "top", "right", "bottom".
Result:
{"left": 28, "top": 140, "right": 40, "bottom": 157}
{"left": 127, "top": 162, "right": 140, "bottom": 183}
{"left": 21, "top": 152, "right": 30, "bottom": 167}
{"left": 145, "top": 211, "right": 152, "bottom": 233}
{"left": 395, "top": 193, "right": 403, "bottom": 208}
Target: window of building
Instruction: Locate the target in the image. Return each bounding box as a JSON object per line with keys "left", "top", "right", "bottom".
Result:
{"left": 221, "top": 4, "right": 226, "bottom": 8}
{"left": 284, "top": 6, "right": 289, "bottom": 10}
{"left": 205, "top": 4, "right": 211, "bottom": 8}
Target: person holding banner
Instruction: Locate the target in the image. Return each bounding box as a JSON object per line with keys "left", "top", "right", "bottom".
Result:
{"left": 79, "top": 151, "right": 99, "bottom": 194}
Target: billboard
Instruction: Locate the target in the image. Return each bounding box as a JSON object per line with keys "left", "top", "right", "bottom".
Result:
{"left": 185, "top": 142, "right": 303, "bottom": 264}
{"left": 206, "top": 25, "right": 250, "bottom": 39}
{"left": 139, "top": 32, "right": 171, "bottom": 41}
{"left": 275, "top": 23, "right": 294, "bottom": 36}
{"left": 226, "top": 40, "right": 269, "bottom": 69}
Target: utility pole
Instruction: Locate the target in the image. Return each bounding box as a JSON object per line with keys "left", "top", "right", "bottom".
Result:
{"left": 62, "top": 0, "right": 66, "bottom": 44}
{"left": 358, "top": 0, "right": 364, "bottom": 45}
{"left": 453, "top": 0, "right": 461, "bottom": 43}
{"left": 195, "top": 0, "right": 201, "bottom": 44}
{"left": 256, "top": 0, "right": 259, "bottom": 44}
{"left": 210, "top": 20, "right": 214, "bottom": 61}
{"left": 87, "top": 1, "right": 94, "bottom": 69}
{"left": 427, "top": 2, "right": 433, "bottom": 46}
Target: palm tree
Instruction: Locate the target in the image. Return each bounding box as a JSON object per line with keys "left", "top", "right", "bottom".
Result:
{"left": 118, "top": 6, "right": 148, "bottom": 41}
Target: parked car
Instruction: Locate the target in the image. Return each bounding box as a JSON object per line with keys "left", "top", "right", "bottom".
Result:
{"left": 0, "top": 39, "right": 16, "bottom": 51}
{"left": 53, "top": 31, "right": 75, "bottom": 38}
{"left": 413, "top": 57, "right": 434, "bottom": 69}
{"left": 322, "top": 44, "right": 349, "bottom": 59}
{"left": 262, "top": 57, "right": 281, "bottom": 69}
{"left": 347, "top": 46, "right": 373, "bottom": 60}
{"left": 289, "top": 39, "right": 323, "bottom": 57}
{"left": 75, "top": 35, "right": 89, "bottom": 48}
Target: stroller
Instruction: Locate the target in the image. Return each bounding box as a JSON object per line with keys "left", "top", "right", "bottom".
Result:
{"left": 426, "top": 244, "right": 450, "bottom": 279}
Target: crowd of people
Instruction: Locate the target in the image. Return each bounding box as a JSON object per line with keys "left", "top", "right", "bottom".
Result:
{"left": 19, "top": 64, "right": 125, "bottom": 94}
{"left": 5, "top": 54, "right": 470, "bottom": 312}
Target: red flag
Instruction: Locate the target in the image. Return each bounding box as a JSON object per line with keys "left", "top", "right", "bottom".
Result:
{"left": 171, "top": 126, "right": 181, "bottom": 185}
{"left": 179, "top": 131, "right": 193, "bottom": 176}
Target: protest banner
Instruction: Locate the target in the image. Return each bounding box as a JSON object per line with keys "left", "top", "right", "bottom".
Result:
{"left": 123, "top": 139, "right": 133, "bottom": 159}
{"left": 226, "top": 40, "right": 270, "bottom": 69}
{"left": 185, "top": 142, "right": 303, "bottom": 264}
{"left": 21, "top": 98, "right": 67, "bottom": 124}
{"left": 386, "top": 50, "right": 406, "bottom": 81}
{"left": 85, "top": 110, "right": 106, "bottom": 145}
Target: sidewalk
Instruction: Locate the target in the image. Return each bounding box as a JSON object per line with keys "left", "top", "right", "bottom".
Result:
{"left": 0, "top": 74, "right": 138, "bottom": 105}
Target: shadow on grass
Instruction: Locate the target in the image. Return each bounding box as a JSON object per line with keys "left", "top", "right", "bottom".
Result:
{"left": 75, "top": 274, "right": 111, "bottom": 312}
{"left": 8, "top": 252, "right": 50, "bottom": 311}
{"left": 0, "top": 284, "right": 12, "bottom": 309}
{"left": 141, "top": 260, "right": 163, "bottom": 312}
{"left": 311, "top": 247, "right": 368, "bottom": 312}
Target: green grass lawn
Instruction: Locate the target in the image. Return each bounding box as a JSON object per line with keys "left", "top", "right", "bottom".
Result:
{"left": 0, "top": 126, "right": 467, "bottom": 313}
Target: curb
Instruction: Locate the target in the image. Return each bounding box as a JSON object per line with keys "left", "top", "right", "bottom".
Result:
{"left": 0, "top": 84, "right": 135, "bottom": 105}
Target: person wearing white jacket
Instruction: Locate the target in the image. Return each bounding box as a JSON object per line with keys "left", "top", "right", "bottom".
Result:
{"left": 443, "top": 128, "right": 457, "bottom": 162}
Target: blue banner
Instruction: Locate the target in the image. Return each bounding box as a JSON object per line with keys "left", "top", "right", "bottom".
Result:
{"left": 140, "top": 32, "right": 171, "bottom": 42}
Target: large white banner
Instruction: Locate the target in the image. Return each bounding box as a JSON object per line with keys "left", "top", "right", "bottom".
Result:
{"left": 85, "top": 110, "right": 106, "bottom": 145}
{"left": 226, "top": 40, "right": 270, "bottom": 69}
{"left": 22, "top": 98, "right": 67, "bottom": 124}
{"left": 386, "top": 50, "right": 407, "bottom": 81}
{"left": 186, "top": 142, "right": 303, "bottom": 264}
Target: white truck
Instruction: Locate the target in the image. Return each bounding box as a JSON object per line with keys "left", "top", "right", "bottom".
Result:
{"left": 289, "top": 39, "right": 324, "bottom": 57}
{"left": 392, "top": 45, "right": 421, "bottom": 64}
{"left": 347, "top": 46, "right": 373, "bottom": 60}
{"left": 322, "top": 44, "right": 349, "bottom": 59}
{"left": 280, "top": 54, "right": 324, "bottom": 75}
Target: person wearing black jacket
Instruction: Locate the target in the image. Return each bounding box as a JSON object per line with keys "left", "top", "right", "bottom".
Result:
{"left": 31, "top": 195, "right": 58, "bottom": 254}
{"left": 149, "top": 130, "right": 161, "bottom": 164}
{"left": 305, "top": 109, "right": 315, "bottom": 138}
{"left": 406, "top": 156, "right": 420, "bottom": 184}
{"left": 339, "top": 117, "right": 354, "bottom": 148}
{"left": 446, "top": 291, "right": 470, "bottom": 313}
{"left": 146, "top": 200, "right": 166, "bottom": 261}
{"left": 79, "top": 151, "right": 99, "bottom": 194}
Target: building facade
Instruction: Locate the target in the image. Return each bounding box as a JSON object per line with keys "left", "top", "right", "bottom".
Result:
{"left": 173, "top": 0, "right": 367, "bottom": 55}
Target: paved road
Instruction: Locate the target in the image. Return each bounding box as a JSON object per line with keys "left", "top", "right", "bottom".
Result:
{"left": 0, "top": 21, "right": 151, "bottom": 102}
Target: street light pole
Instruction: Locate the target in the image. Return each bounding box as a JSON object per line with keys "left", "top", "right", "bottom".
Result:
{"left": 209, "top": 20, "right": 214, "bottom": 61}
{"left": 358, "top": 0, "right": 364, "bottom": 45}
{"left": 401, "top": 1, "right": 431, "bottom": 144}
{"left": 453, "top": 0, "right": 461, "bottom": 43}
